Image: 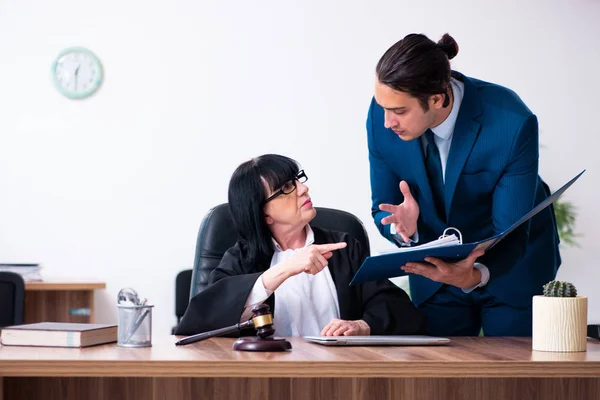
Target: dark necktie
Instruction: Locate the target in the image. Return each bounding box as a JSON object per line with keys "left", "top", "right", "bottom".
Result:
{"left": 424, "top": 129, "right": 445, "bottom": 219}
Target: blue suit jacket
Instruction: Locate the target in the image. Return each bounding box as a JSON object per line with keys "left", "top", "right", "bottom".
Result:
{"left": 367, "top": 72, "right": 561, "bottom": 308}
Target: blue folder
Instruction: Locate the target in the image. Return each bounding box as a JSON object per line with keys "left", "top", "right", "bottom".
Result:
{"left": 350, "top": 170, "right": 585, "bottom": 286}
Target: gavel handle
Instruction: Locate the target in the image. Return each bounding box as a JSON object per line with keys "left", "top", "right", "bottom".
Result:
{"left": 175, "top": 320, "right": 254, "bottom": 346}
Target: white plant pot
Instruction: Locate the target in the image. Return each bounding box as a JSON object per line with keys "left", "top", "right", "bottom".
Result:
{"left": 532, "top": 295, "right": 588, "bottom": 352}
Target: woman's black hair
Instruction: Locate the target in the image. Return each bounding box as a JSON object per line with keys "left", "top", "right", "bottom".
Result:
{"left": 228, "top": 154, "right": 300, "bottom": 267}
{"left": 376, "top": 33, "right": 459, "bottom": 111}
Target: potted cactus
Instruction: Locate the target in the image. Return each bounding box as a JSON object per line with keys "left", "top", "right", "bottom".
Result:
{"left": 532, "top": 281, "right": 588, "bottom": 352}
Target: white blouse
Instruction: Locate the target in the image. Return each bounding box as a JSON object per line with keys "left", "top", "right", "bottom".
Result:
{"left": 240, "top": 226, "right": 340, "bottom": 336}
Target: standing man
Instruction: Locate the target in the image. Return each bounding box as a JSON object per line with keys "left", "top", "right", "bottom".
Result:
{"left": 367, "top": 33, "right": 561, "bottom": 336}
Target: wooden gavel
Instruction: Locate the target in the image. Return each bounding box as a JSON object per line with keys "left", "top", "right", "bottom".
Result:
{"left": 175, "top": 304, "right": 276, "bottom": 346}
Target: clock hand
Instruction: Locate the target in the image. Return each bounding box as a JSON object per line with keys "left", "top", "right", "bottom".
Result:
{"left": 74, "top": 64, "right": 81, "bottom": 91}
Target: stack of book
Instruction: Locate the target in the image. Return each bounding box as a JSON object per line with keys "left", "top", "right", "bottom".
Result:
{"left": 0, "top": 263, "right": 42, "bottom": 281}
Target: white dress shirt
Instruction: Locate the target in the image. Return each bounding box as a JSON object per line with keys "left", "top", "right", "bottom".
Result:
{"left": 390, "top": 78, "right": 490, "bottom": 292}
{"left": 240, "top": 225, "right": 341, "bottom": 336}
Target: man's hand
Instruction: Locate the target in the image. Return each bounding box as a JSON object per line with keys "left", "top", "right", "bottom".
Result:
{"left": 320, "top": 318, "right": 371, "bottom": 336}
{"left": 379, "top": 181, "right": 419, "bottom": 242}
{"left": 401, "top": 249, "right": 485, "bottom": 289}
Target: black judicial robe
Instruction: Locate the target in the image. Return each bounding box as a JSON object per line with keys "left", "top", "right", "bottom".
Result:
{"left": 175, "top": 227, "right": 425, "bottom": 336}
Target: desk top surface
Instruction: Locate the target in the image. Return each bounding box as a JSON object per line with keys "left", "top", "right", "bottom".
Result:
{"left": 1, "top": 336, "right": 600, "bottom": 378}
{"left": 24, "top": 280, "right": 106, "bottom": 291}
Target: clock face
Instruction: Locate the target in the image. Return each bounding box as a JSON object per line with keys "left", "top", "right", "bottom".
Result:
{"left": 52, "top": 47, "right": 103, "bottom": 99}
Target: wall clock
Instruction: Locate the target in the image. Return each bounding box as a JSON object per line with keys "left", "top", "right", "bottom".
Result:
{"left": 52, "top": 47, "right": 103, "bottom": 99}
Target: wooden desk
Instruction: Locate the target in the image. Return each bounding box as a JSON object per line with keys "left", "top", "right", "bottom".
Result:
{"left": 24, "top": 281, "right": 106, "bottom": 324}
{"left": 1, "top": 336, "right": 599, "bottom": 400}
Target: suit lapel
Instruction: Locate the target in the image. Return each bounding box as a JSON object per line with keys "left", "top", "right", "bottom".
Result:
{"left": 443, "top": 73, "right": 483, "bottom": 220}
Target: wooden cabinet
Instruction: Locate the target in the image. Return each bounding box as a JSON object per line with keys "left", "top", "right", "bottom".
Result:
{"left": 24, "top": 281, "right": 106, "bottom": 324}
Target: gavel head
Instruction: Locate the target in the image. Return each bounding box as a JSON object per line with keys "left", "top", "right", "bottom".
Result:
{"left": 250, "top": 304, "right": 275, "bottom": 339}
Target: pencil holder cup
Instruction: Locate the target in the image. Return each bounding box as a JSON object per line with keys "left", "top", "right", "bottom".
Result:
{"left": 117, "top": 304, "right": 154, "bottom": 348}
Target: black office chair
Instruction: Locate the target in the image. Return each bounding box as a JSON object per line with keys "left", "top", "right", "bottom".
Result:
{"left": 0, "top": 271, "right": 25, "bottom": 327}
{"left": 171, "top": 269, "right": 192, "bottom": 334}
{"left": 188, "top": 203, "right": 370, "bottom": 299}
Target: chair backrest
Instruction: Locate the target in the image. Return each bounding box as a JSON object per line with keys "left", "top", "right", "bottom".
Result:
{"left": 189, "top": 203, "right": 370, "bottom": 299}
{"left": 0, "top": 271, "right": 25, "bottom": 327}
{"left": 175, "top": 269, "right": 192, "bottom": 322}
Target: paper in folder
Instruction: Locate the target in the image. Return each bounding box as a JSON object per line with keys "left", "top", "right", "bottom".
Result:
{"left": 350, "top": 170, "right": 585, "bottom": 285}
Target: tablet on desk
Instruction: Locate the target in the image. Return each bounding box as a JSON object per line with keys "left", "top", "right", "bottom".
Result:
{"left": 303, "top": 335, "right": 450, "bottom": 346}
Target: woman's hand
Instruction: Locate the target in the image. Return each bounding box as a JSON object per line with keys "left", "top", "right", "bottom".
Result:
{"left": 262, "top": 242, "right": 347, "bottom": 292}
{"left": 321, "top": 318, "right": 371, "bottom": 336}
{"left": 283, "top": 242, "right": 347, "bottom": 276}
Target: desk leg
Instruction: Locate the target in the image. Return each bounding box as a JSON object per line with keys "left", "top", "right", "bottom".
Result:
{"left": 24, "top": 290, "right": 94, "bottom": 324}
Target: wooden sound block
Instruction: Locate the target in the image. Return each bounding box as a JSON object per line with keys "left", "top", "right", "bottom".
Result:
{"left": 232, "top": 336, "right": 292, "bottom": 352}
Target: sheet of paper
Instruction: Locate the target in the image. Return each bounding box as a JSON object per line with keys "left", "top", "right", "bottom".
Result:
{"left": 378, "top": 234, "right": 460, "bottom": 254}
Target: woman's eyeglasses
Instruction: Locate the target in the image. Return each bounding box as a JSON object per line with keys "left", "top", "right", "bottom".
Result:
{"left": 263, "top": 170, "right": 308, "bottom": 204}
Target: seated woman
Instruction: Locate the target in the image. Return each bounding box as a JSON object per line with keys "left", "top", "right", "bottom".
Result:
{"left": 176, "top": 154, "right": 424, "bottom": 337}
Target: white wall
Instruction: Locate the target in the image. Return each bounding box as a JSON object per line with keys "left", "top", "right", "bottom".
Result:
{"left": 1, "top": 0, "right": 599, "bottom": 336}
